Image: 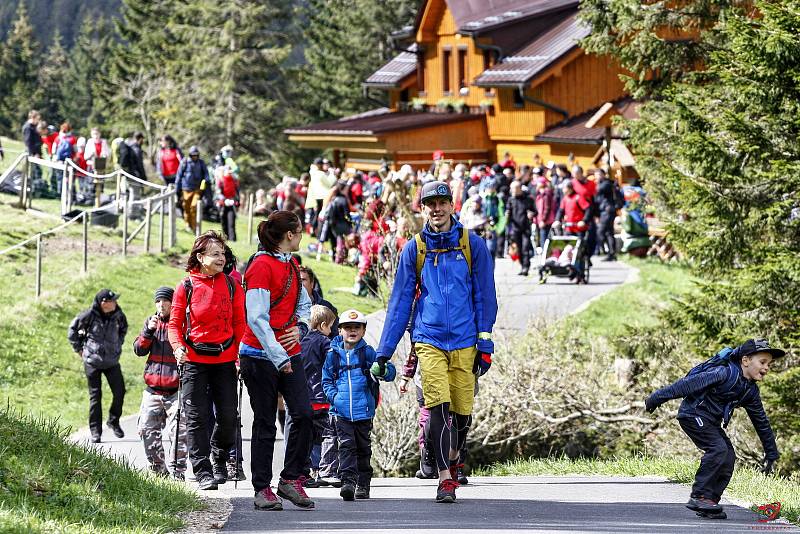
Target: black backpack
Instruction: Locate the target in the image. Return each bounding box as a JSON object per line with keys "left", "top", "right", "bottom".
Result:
{"left": 329, "top": 345, "right": 380, "bottom": 405}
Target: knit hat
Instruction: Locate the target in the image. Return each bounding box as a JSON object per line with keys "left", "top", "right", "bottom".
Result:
{"left": 154, "top": 286, "right": 174, "bottom": 302}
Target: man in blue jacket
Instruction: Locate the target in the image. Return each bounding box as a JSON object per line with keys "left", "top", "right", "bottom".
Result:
{"left": 175, "top": 146, "right": 209, "bottom": 232}
{"left": 376, "top": 181, "right": 498, "bottom": 504}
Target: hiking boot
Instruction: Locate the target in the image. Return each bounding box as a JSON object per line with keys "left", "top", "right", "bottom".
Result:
{"left": 196, "top": 473, "right": 218, "bottom": 491}
{"left": 106, "top": 420, "right": 124, "bottom": 438}
{"left": 415, "top": 468, "right": 437, "bottom": 479}
{"left": 436, "top": 479, "right": 460, "bottom": 503}
{"left": 254, "top": 487, "right": 283, "bottom": 511}
{"left": 212, "top": 460, "right": 227, "bottom": 485}
{"left": 90, "top": 433, "right": 101, "bottom": 444}
{"left": 277, "top": 477, "right": 315, "bottom": 509}
{"left": 686, "top": 497, "right": 722, "bottom": 513}
{"left": 340, "top": 482, "right": 355, "bottom": 501}
{"left": 355, "top": 483, "right": 370, "bottom": 499}
{"left": 227, "top": 462, "right": 246, "bottom": 482}
{"left": 304, "top": 474, "right": 322, "bottom": 488}
{"left": 172, "top": 472, "right": 185, "bottom": 482}
{"left": 456, "top": 466, "right": 468, "bottom": 485}
{"left": 320, "top": 476, "right": 342, "bottom": 488}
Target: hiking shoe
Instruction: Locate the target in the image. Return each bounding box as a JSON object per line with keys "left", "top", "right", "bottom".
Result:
{"left": 415, "top": 468, "right": 437, "bottom": 479}
{"left": 212, "top": 462, "right": 227, "bottom": 485}
{"left": 90, "top": 433, "right": 101, "bottom": 443}
{"left": 355, "top": 484, "right": 370, "bottom": 499}
{"left": 456, "top": 466, "right": 469, "bottom": 485}
{"left": 277, "top": 477, "right": 315, "bottom": 509}
{"left": 436, "top": 479, "right": 460, "bottom": 503}
{"left": 686, "top": 497, "right": 722, "bottom": 513}
{"left": 106, "top": 421, "right": 124, "bottom": 438}
{"left": 321, "top": 476, "right": 342, "bottom": 488}
{"left": 254, "top": 487, "right": 283, "bottom": 511}
{"left": 340, "top": 483, "right": 355, "bottom": 501}
{"left": 172, "top": 472, "right": 185, "bottom": 482}
{"left": 227, "top": 462, "right": 246, "bottom": 482}
{"left": 304, "top": 474, "right": 322, "bottom": 488}
{"left": 196, "top": 473, "right": 218, "bottom": 491}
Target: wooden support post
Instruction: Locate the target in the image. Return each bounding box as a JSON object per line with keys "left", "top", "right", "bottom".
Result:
{"left": 122, "top": 194, "right": 128, "bottom": 257}
{"left": 247, "top": 192, "right": 255, "bottom": 244}
{"left": 20, "top": 156, "right": 28, "bottom": 209}
{"left": 159, "top": 197, "right": 165, "bottom": 252}
{"left": 144, "top": 199, "right": 152, "bottom": 253}
{"left": 82, "top": 210, "right": 88, "bottom": 273}
{"left": 195, "top": 197, "right": 202, "bottom": 237}
{"left": 169, "top": 192, "right": 176, "bottom": 249}
{"left": 35, "top": 234, "right": 42, "bottom": 299}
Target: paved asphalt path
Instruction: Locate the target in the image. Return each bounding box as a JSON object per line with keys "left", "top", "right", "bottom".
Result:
{"left": 69, "top": 257, "right": 797, "bottom": 532}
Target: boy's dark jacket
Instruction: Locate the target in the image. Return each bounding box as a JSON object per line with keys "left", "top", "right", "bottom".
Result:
{"left": 68, "top": 297, "right": 128, "bottom": 369}
{"left": 133, "top": 316, "right": 178, "bottom": 394}
{"left": 648, "top": 361, "right": 779, "bottom": 460}
{"left": 301, "top": 329, "right": 331, "bottom": 405}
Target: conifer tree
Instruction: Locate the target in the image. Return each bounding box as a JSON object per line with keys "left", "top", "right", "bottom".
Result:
{"left": 0, "top": 4, "right": 39, "bottom": 135}
{"left": 34, "top": 31, "right": 69, "bottom": 127}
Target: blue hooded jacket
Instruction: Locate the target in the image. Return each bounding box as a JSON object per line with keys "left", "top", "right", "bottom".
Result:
{"left": 377, "top": 217, "right": 497, "bottom": 358}
{"left": 322, "top": 336, "right": 396, "bottom": 422}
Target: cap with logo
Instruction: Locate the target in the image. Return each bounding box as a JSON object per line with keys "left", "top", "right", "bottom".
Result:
{"left": 96, "top": 289, "right": 120, "bottom": 302}
{"left": 419, "top": 180, "right": 453, "bottom": 204}
{"left": 738, "top": 338, "right": 785, "bottom": 360}
{"left": 338, "top": 309, "right": 367, "bottom": 326}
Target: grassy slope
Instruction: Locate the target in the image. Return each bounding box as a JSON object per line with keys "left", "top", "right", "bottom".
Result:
{"left": 0, "top": 407, "right": 200, "bottom": 534}
{"left": 478, "top": 456, "right": 800, "bottom": 524}
{"left": 0, "top": 193, "right": 381, "bottom": 430}
{"left": 0, "top": 137, "right": 24, "bottom": 176}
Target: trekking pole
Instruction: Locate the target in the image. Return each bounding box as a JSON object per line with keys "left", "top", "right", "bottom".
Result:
{"left": 235, "top": 371, "right": 243, "bottom": 490}
{"left": 173, "top": 364, "right": 183, "bottom": 477}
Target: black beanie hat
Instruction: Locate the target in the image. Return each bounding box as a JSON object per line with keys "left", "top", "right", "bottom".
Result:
{"left": 154, "top": 286, "right": 174, "bottom": 302}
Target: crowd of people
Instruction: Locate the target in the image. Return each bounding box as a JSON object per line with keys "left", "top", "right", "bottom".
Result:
{"left": 19, "top": 109, "right": 241, "bottom": 240}
{"left": 252, "top": 150, "right": 624, "bottom": 293}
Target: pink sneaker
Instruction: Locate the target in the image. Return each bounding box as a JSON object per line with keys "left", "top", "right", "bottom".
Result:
{"left": 254, "top": 487, "right": 283, "bottom": 511}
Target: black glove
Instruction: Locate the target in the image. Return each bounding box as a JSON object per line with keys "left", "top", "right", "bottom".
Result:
{"left": 375, "top": 356, "right": 388, "bottom": 377}
{"left": 644, "top": 395, "right": 659, "bottom": 414}
{"left": 472, "top": 352, "right": 492, "bottom": 376}
{"left": 761, "top": 457, "right": 776, "bottom": 475}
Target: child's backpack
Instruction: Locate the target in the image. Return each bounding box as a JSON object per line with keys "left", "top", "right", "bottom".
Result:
{"left": 685, "top": 346, "right": 739, "bottom": 394}
{"left": 330, "top": 345, "right": 381, "bottom": 407}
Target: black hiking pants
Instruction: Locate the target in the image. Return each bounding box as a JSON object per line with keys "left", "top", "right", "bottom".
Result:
{"left": 240, "top": 356, "right": 313, "bottom": 492}
{"left": 220, "top": 205, "right": 236, "bottom": 242}
{"left": 597, "top": 211, "right": 616, "bottom": 257}
{"left": 85, "top": 363, "right": 126, "bottom": 437}
{"left": 509, "top": 229, "right": 533, "bottom": 270}
{"left": 335, "top": 417, "right": 373, "bottom": 486}
{"left": 181, "top": 361, "right": 237, "bottom": 478}
{"left": 679, "top": 416, "right": 736, "bottom": 502}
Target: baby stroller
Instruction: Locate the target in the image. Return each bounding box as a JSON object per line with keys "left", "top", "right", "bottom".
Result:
{"left": 538, "top": 226, "right": 590, "bottom": 284}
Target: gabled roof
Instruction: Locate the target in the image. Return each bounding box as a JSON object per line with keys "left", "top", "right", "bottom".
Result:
{"left": 364, "top": 44, "right": 418, "bottom": 89}
{"left": 415, "top": 0, "right": 578, "bottom": 36}
{"left": 473, "top": 11, "right": 589, "bottom": 87}
{"left": 533, "top": 98, "right": 639, "bottom": 144}
{"left": 285, "top": 109, "right": 484, "bottom": 137}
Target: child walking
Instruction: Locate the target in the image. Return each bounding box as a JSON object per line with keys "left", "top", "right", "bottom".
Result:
{"left": 322, "top": 309, "right": 396, "bottom": 501}
{"left": 645, "top": 338, "right": 784, "bottom": 519}
{"left": 301, "top": 305, "right": 339, "bottom": 488}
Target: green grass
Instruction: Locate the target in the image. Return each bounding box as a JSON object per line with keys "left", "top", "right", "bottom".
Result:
{"left": 566, "top": 256, "right": 697, "bottom": 340}
{"left": 478, "top": 455, "right": 800, "bottom": 524}
{"left": 0, "top": 407, "right": 201, "bottom": 533}
{"left": 0, "top": 137, "right": 25, "bottom": 176}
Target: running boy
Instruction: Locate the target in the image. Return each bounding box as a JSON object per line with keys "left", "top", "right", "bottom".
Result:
{"left": 645, "top": 338, "right": 784, "bottom": 518}
{"left": 133, "top": 286, "right": 187, "bottom": 479}
{"left": 322, "top": 309, "right": 396, "bottom": 501}
{"left": 301, "top": 304, "right": 338, "bottom": 487}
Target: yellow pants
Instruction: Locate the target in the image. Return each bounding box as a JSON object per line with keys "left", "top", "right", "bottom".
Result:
{"left": 415, "top": 343, "right": 476, "bottom": 415}
{"left": 182, "top": 190, "right": 201, "bottom": 230}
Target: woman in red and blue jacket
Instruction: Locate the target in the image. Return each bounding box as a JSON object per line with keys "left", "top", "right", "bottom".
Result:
{"left": 239, "top": 210, "right": 314, "bottom": 511}
{"left": 168, "top": 231, "right": 245, "bottom": 490}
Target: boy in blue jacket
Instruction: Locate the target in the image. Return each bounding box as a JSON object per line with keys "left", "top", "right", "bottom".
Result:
{"left": 322, "top": 309, "right": 396, "bottom": 501}
{"left": 646, "top": 338, "right": 785, "bottom": 519}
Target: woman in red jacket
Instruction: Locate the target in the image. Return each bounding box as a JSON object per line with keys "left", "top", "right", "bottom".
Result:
{"left": 168, "top": 230, "right": 245, "bottom": 490}
{"left": 239, "top": 210, "right": 314, "bottom": 511}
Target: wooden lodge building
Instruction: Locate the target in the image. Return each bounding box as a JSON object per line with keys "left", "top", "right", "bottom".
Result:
{"left": 285, "top": 0, "right": 638, "bottom": 174}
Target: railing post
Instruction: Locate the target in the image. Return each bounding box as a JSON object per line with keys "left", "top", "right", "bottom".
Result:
{"left": 35, "top": 233, "right": 42, "bottom": 299}
{"left": 169, "top": 189, "right": 176, "bottom": 249}
{"left": 159, "top": 197, "right": 165, "bottom": 253}
{"left": 247, "top": 192, "right": 254, "bottom": 244}
{"left": 82, "top": 210, "right": 88, "bottom": 273}
{"left": 195, "top": 195, "right": 202, "bottom": 237}
{"left": 144, "top": 199, "right": 152, "bottom": 253}
{"left": 122, "top": 193, "right": 128, "bottom": 258}
{"left": 115, "top": 172, "right": 121, "bottom": 205}
{"left": 19, "top": 154, "right": 29, "bottom": 209}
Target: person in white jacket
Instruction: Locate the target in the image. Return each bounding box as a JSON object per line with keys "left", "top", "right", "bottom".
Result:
{"left": 84, "top": 128, "right": 111, "bottom": 173}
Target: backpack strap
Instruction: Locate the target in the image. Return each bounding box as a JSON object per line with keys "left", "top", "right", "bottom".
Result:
{"left": 414, "top": 228, "right": 472, "bottom": 279}
{"left": 460, "top": 227, "right": 472, "bottom": 276}
{"left": 415, "top": 233, "right": 426, "bottom": 280}
{"left": 182, "top": 278, "right": 193, "bottom": 340}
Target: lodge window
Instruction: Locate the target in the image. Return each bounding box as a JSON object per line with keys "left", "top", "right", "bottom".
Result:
{"left": 513, "top": 88, "right": 525, "bottom": 108}
{"left": 457, "top": 47, "right": 468, "bottom": 92}
{"left": 483, "top": 49, "right": 495, "bottom": 95}
{"left": 443, "top": 48, "right": 452, "bottom": 94}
